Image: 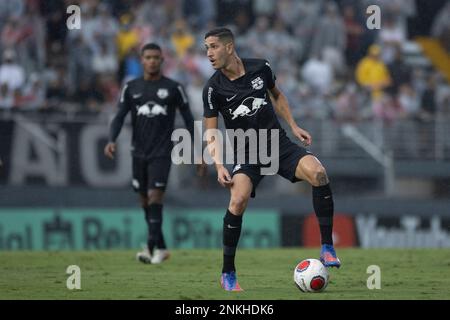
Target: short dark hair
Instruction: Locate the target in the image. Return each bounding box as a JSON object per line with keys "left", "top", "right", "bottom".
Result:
{"left": 141, "top": 43, "right": 162, "bottom": 55}
{"left": 204, "top": 27, "right": 234, "bottom": 43}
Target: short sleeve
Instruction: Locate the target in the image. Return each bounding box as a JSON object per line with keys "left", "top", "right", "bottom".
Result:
{"left": 202, "top": 85, "right": 219, "bottom": 118}
{"left": 263, "top": 60, "right": 276, "bottom": 90}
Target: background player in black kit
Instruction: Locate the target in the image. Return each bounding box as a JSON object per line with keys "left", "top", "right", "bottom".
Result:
{"left": 203, "top": 28, "right": 341, "bottom": 291}
{"left": 104, "top": 43, "right": 202, "bottom": 264}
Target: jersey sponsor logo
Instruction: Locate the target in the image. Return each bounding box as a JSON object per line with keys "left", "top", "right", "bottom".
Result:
{"left": 137, "top": 102, "right": 168, "bottom": 117}
{"left": 251, "top": 77, "right": 264, "bottom": 90}
{"left": 157, "top": 88, "right": 169, "bottom": 99}
{"left": 229, "top": 96, "right": 267, "bottom": 120}
{"left": 207, "top": 87, "right": 214, "bottom": 110}
{"left": 226, "top": 94, "right": 237, "bottom": 102}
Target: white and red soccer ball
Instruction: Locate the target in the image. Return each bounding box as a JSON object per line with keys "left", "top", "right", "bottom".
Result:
{"left": 294, "top": 258, "right": 329, "bottom": 293}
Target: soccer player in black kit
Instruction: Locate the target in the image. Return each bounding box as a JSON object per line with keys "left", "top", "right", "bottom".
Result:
{"left": 203, "top": 28, "right": 341, "bottom": 291}
{"left": 104, "top": 43, "right": 200, "bottom": 264}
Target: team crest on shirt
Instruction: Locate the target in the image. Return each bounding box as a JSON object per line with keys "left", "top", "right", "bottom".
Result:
{"left": 229, "top": 96, "right": 267, "bottom": 120}
{"left": 157, "top": 88, "right": 169, "bottom": 99}
{"left": 251, "top": 77, "right": 264, "bottom": 90}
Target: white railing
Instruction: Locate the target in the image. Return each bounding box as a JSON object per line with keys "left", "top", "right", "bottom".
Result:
{"left": 2, "top": 110, "right": 450, "bottom": 161}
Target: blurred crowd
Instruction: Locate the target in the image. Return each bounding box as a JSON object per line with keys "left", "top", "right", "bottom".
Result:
{"left": 0, "top": 0, "right": 449, "bottom": 123}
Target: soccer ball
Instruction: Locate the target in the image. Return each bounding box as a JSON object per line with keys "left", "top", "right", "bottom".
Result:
{"left": 293, "top": 258, "right": 329, "bottom": 293}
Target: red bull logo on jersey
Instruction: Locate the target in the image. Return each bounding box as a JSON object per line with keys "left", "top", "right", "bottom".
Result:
{"left": 137, "top": 102, "right": 168, "bottom": 118}
{"left": 229, "top": 96, "right": 267, "bottom": 120}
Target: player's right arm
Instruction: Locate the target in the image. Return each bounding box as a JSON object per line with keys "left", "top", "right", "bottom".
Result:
{"left": 204, "top": 117, "right": 232, "bottom": 188}
{"left": 104, "top": 83, "right": 131, "bottom": 159}
{"left": 203, "top": 85, "right": 232, "bottom": 188}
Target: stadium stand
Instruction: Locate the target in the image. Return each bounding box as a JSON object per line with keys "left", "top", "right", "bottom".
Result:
{"left": 0, "top": 0, "right": 449, "bottom": 198}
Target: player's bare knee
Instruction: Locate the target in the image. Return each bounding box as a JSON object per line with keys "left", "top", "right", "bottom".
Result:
{"left": 147, "top": 190, "right": 164, "bottom": 205}
{"left": 139, "top": 195, "right": 149, "bottom": 208}
{"left": 311, "top": 166, "right": 329, "bottom": 187}
{"left": 229, "top": 195, "right": 249, "bottom": 215}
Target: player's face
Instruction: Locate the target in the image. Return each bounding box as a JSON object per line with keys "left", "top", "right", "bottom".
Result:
{"left": 205, "top": 36, "right": 232, "bottom": 70}
{"left": 141, "top": 49, "right": 163, "bottom": 75}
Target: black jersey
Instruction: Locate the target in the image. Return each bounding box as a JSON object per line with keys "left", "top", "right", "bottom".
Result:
{"left": 109, "top": 76, "right": 194, "bottom": 159}
{"left": 202, "top": 58, "right": 285, "bottom": 161}
{"left": 203, "top": 58, "right": 283, "bottom": 131}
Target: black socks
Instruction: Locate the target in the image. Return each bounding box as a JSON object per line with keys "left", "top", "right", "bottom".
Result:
{"left": 144, "top": 204, "right": 166, "bottom": 254}
{"left": 312, "top": 184, "right": 334, "bottom": 245}
{"left": 222, "top": 209, "right": 243, "bottom": 273}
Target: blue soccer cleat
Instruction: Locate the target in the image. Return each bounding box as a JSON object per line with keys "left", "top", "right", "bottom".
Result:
{"left": 320, "top": 244, "right": 341, "bottom": 268}
{"left": 220, "top": 271, "right": 244, "bottom": 292}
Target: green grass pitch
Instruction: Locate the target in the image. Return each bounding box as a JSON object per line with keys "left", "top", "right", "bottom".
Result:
{"left": 1, "top": 248, "right": 449, "bottom": 300}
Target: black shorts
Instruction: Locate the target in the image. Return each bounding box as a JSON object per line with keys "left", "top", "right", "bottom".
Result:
{"left": 231, "top": 135, "right": 312, "bottom": 198}
{"left": 132, "top": 157, "right": 172, "bottom": 194}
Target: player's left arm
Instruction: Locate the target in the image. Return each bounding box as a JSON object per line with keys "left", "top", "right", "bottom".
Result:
{"left": 268, "top": 85, "right": 312, "bottom": 146}
{"left": 176, "top": 85, "right": 195, "bottom": 137}
{"left": 176, "top": 85, "right": 207, "bottom": 175}
{"left": 105, "top": 82, "right": 132, "bottom": 159}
